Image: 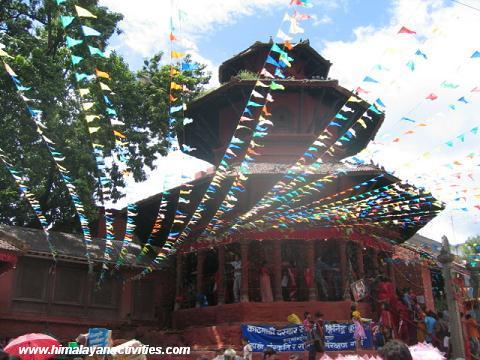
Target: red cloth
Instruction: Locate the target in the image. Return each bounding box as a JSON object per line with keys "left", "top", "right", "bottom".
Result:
{"left": 304, "top": 267, "right": 313, "bottom": 288}
{"left": 380, "top": 309, "right": 394, "bottom": 329}
{"left": 397, "top": 302, "right": 410, "bottom": 342}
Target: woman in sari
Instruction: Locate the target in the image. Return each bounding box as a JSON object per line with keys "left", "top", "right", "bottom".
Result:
{"left": 260, "top": 261, "right": 273, "bottom": 302}
{"left": 287, "top": 262, "right": 298, "bottom": 301}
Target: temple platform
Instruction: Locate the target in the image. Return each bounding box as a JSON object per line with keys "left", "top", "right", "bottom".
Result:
{"left": 128, "top": 301, "right": 374, "bottom": 358}
{"left": 172, "top": 300, "right": 372, "bottom": 329}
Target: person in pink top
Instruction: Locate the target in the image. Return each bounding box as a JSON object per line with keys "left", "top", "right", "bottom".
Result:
{"left": 259, "top": 261, "right": 273, "bottom": 303}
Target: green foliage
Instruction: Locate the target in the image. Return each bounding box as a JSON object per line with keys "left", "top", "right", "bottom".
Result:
{"left": 460, "top": 235, "right": 480, "bottom": 259}
{"left": 0, "top": 0, "right": 210, "bottom": 231}
{"left": 236, "top": 69, "right": 257, "bottom": 80}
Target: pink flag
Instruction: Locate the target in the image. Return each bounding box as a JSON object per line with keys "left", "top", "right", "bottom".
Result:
{"left": 293, "top": 10, "right": 312, "bottom": 21}
{"left": 426, "top": 93, "right": 438, "bottom": 100}
{"left": 398, "top": 26, "right": 416, "bottom": 34}
{"left": 261, "top": 68, "right": 274, "bottom": 78}
{"left": 472, "top": 86, "right": 480, "bottom": 92}
{"left": 355, "top": 86, "right": 369, "bottom": 94}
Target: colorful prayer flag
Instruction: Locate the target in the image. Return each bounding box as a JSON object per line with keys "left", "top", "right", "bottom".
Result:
{"left": 75, "top": 5, "right": 97, "bottom": 18}
{"left": 398, "top": 26, "right": 416, "bottom": 34}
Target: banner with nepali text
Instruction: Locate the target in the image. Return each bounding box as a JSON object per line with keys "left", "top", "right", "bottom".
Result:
{"left": 241, "top": 323, "right": 373, "bottom": 352}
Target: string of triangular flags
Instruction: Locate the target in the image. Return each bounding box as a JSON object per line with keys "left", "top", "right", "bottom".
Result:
{"left": 1, "top": 50, "right": 94, "bottom": 268}
{"left": 134, "top": 0, "right": 315, "bottom": 275}
{"left": 171, "top": 1, "right": 313, "bottom": 249}
{"left": 208, "top": 106, "right": 380, "bottom": 240}
{"left": 137, "top": 196, "right": 169, "bottom": 261}
{"left": 0, "top": 148, "right": 58, "bottom": 257}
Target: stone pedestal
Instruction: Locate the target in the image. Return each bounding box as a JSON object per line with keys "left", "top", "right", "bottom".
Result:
{"left": 438, "top": 235, "right": 465, "bottom": 359}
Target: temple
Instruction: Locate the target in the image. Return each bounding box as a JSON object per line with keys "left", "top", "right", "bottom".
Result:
{"left": 99, "top": 40, "right": 444, "bottom": 350}
{"left": 0, "top": 40, "right": 455, "bottom": 355}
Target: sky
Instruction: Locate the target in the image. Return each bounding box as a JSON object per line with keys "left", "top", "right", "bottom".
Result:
{"left": 99, "top": 0, "right": 480, "bottom": 244}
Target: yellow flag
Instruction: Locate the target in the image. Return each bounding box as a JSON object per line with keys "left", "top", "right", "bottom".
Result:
{"left": 115, "top": 139, "right": 129, "bottom": 146}
{"left": 358, "top": 119, "right": 367, "bottom": 128}
{"left": 82, "top": 102, "right": 95, "bottom": 111}
{"left": 75, "top": 5, "right": 97, "bottom": 18}
{"left": 95, "top": 68, "right": 110, "bottom": 79}
{"left": 170, "top": 68, "right": 179, "bottom": 76}
{"left": 171, "top": 51, "right": 185, "bottom": 59}
{"left": 0, "top": 48, "right": 13, "bottom": 58}
{"left": 170, "top": 82, "right": 182, "bottom": 90}
{"left": 85, "top": 115, "right": 100, "bottom": 122}
{"left": 79, "top": 88, "right": 90, "bottom": 97}
{"left": 99, "top": 82, "right": 112, "bottom": 91}
{"left": 88, "top": 127, "right": 100, "bottom": 133}
{"left": 347, "top": 96, "right": 362, "bottom": 103}
{"left": 255, "top": 80, "right": 269, "bottom": 88}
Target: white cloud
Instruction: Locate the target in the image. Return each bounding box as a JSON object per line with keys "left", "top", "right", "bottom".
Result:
{"left": 312, "top": 14, "right": 332, "bottom": 26}
{"left": 100, "top": 0, "right": 289, "bottom": 83}
{"left": 321, "top": 0, "right": 480, "bottom": 244}
{"left": 106, "top": 151, "right": 214, "bottom": 210}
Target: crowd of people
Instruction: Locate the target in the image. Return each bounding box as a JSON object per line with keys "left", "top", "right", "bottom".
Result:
{"left": 206, "top": 340, "right": 441, "bottom": 360}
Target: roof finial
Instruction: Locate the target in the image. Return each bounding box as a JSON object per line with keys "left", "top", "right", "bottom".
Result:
{"left": 269, "top": 36, "right": 273, "bottom": 44}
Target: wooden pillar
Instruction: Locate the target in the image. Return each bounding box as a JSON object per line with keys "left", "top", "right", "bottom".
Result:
{"left": 273, "top": 240, "right": 283, "bottom": 301}
{"left": 338, "top": 240, "right": 348, "bottom": 299}
{"left": 305, "top": 241, "right": 316, "bottom": 300}
{"left": 240, "top": 240, "right": 249, "bottom": 302}
{"left": 372, "top": 248, "right": 379, "bottom": 276}
{"left": 387, "top": 252, "right": 396, "bottom": 287}
{"left": 356, "top": 244, "right": 365, "bottom": 280}
{"left": 217, "top": 246, "right": 225, "bottom": 305}
{"left": 174, "top": 253, "right": 183, "bottom": 310}
{"left": 196, "top": 249, "right": 206, "bottom": 295}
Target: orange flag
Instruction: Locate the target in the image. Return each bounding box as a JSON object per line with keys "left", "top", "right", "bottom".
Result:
{"left": 262, "top": 105, "right": 272, "bottom": 116}
{"left": 95, "top": 68, "right": 110, "bottom": 79}
{"left": 114, "top": 130, "right": 126, "bottom": 138}
{"left": 169, "top": 32, "right": 177, "bottom": 41}
{"left": 284, "top": 40, "right": 293, "bottom": 50}
{"left": 169, "top": 94, "right": 177, "bottom": 102}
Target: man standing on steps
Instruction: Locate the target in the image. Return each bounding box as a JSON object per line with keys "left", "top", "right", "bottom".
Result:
{"left": 229, "top": 253, "right": 242, "bottom": 303}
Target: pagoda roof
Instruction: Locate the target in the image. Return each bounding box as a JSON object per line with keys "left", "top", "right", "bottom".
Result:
{"left": 190, "top": 78, "right": 353, "bottom": 110}
{"left": 218, "top": 40, "right": 332, "bottom": 83}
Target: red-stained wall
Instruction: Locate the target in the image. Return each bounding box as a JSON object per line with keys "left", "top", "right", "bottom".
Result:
{"left": 394, "top": 261, "right": 436, "bottom": 311}
{"left": 0, "top": 256, "right": 169, "bottom": 342}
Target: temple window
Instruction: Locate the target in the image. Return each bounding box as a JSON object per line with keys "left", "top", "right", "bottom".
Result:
{"left": 53, "top": 265, "right": 85, "bottom": 304}
{"left": 14, "top": 258, "right": 49, "bottom": 301}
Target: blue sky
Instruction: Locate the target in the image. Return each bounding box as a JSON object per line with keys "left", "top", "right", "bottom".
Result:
{"left": 100, "top": 0, "right": 480, "bottom": 244}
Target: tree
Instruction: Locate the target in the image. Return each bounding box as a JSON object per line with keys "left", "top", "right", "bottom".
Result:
{"left": 460, "top": 235, "right": 480, "bottom": 263}
{"left": 0, "top": 0, "right": 210, "bottom": 231}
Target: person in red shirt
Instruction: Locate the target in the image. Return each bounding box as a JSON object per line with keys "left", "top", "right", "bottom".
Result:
{"left": 396, "top": 299, "right": 410, "bottom": 343}
{"left": 380, "top": 302, "right": 395, "bottom": 341}
{"left": 465, "top": 313, "right": 480, "bottom": 356}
